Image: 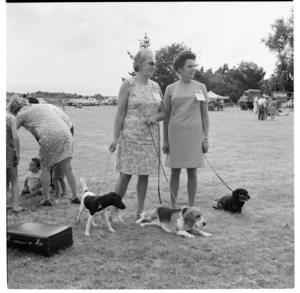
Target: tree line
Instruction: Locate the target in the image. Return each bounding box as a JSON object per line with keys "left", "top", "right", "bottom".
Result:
{"left": 126, "top": 9, "right": 293, "bottom": 103}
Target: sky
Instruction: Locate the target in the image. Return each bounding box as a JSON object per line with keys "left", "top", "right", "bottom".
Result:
{"left": 5, "top": 2, "right": 294, "bottom": 97}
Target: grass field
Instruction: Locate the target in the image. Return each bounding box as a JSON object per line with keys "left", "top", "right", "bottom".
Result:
{"left": 6, "top": 105, "right": 294, "bottom": 289}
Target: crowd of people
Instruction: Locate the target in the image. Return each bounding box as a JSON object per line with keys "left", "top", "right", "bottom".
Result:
{"left": 6, "top": 48, "right": 210, "bottom": 218}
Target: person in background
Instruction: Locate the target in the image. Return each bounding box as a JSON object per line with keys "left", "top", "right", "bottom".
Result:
{"left": 264, "top": 97, "right": 270, "bottom": 120}
{"left": 21, "top": 157, "right": 43, "bottom": 197}
{"left": 52, "top": 163, "right": 67, "bottom": 199}
{"left": 258, "top": 96, "right": 265, "bottom": 120}
{"left": 163, "top": 50, "right": 209, "bottom": 208}
{"left": 6, "top": 112, "right": 24, "bottom": 212}
{"left": 109, "top": 48, "right": 166, "bottom": 221}
{"left": 8, "top": 97, "right": 80, "bottom": 207}
{"left": 253, "top": 96, "right": 258, "bottom": 114}
{"left": 269, "top": 98, "right": 278, "bottom": 120}
{"left": 62, "top": 96, "right": 66, "bottom": 111}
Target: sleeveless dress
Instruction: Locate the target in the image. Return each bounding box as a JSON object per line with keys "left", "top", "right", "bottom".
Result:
{"left": 6, "top": 114, "right": 18, "bottom": 168}
{"left": 115, "top": 77, "right": 162, "bottom": 175}
{"left": 164, "top": 80, "right": 209, "bottom": 168}
{"left": 270, "top": 100, "right": 277, "bottom": 115}
{"left": 16, "top": 104, "right": 74, "bottom": 168}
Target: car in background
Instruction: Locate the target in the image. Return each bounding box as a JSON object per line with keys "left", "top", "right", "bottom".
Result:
{"left": 87, "top": 98, "right": 100, "bottom": 106}
{"left": 67, "top": 99, "right": 77, "bottom": 106}
{"left": 104, "top": 97, "right": 117, "bottom": 105}
{"left": 72, "top": 99, "right": 91, "bottom": 107}
{"left": 37, "top": 98, "right": 48, "bottom": 104}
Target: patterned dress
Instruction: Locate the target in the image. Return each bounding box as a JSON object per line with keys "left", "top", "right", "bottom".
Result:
{"left": 6, "top": 114, "right": 18, "bottom": 168}
{"left": 115, "top": 77, "right": 162, "bottom": 175}
{"left": 16, "top": 104, "right": 73, "bottom": 168}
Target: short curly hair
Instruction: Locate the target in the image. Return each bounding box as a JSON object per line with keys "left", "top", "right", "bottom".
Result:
{"left": 31, "top": 157, "right": 41, "bottom": 169}
{"left": 8, "top": 96, "right": 27, "bottom": 116}
{"left": 173, "top": 50, "right": 196, "bottom": 73}
{"left": 133, "top": 48, "right": 155, "bottom": 73}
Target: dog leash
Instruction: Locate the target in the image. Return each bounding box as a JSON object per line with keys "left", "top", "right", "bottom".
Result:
{"left": 99, "top": 151, "right": 113, "bottom": 195}
{"left": 147, "top": 124, "right": 177, "bottom": 204}
{"left": 203, "top": 154, "right": 233, "bottom": 192}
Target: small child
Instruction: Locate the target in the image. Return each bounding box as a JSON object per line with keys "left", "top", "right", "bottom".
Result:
{"left": 21, "top": 157, "right": 43, "bottom": 197}
{"left": 52, "top": 163, "right": 67, "bottom": 199}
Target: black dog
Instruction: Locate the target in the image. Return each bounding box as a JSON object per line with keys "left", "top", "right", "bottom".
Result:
{"left": 213, "top": 188, "right": 250, "bottom": 213}
{"left": 77, "top": 178, "right": 126, "bottom": 236}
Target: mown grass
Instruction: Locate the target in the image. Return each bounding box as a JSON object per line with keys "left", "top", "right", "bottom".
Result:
{"left": 6, "top": 105, "right": 294, "bottom": 289}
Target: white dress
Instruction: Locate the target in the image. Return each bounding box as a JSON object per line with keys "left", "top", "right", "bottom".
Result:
{"left": 253, "top": 97, "right": 258, "bottom": 114}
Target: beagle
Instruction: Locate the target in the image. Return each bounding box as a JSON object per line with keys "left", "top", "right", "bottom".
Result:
{"left": 136, "top": 206, "right": 212, "bottom": 239}
{"left": 77, "top": 178, "right": 126, "bottom": 236}
{"left": 213, "top": 188, "right": 250, "bottom": 213}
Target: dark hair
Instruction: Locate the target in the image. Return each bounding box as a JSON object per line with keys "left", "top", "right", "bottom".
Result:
{"left": 173, "top": 50, "right": 196, "bottom": 73}
{"left": 31, "top": 157, "right": 41, "bottom": 169}
{"left": 273, "top": 98, "right": 276, "bottom": 101}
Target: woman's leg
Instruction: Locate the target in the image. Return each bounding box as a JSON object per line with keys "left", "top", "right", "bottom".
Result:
{"left": 40, "top": 166, "right": 51, "bottom": 202}
{"left": 53, "top": 178, "right": 60, "bottom": 198}
{"left": 187, "top": 168, "right": 198, "bottom": 207}
{"left": 7, "top": 167, "right": 23, "bottom": 211}
{"left": 60, "top": 157, "right": 78, "bottom": 200}
{"left": 170, "top": 168, "right": 181, "bottom": 208}
{"left": 59, "top": 178, "right": 67, "bottom": 195}
{"left": 136, "top": 175, "right": 149, "bottom": 214}
{"left": 110, "top": 172, "right": 132, "bottom": 221}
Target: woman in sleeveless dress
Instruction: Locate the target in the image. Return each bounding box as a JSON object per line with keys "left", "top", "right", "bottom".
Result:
{"left": 109, "top": 48, "right": 166, "bottom": 221}
{"left": 8, "top": 97, "right": 80, "bottom": 206}
{"left": 163, "top": 51, "right": 209, "bottom": 208}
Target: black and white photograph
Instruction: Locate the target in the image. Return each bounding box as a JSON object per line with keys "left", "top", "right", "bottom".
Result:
{"left": 4, "top": 1, "right": 295, "bottom": 290}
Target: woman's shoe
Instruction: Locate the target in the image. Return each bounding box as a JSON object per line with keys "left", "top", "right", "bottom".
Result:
{"left": 41, "top": 200, "right": 52, "bottom": 206}
{"left": 70, "top": 197, "right": 81, "bottom": 204}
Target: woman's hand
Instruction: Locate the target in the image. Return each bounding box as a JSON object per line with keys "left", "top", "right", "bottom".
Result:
{"left": 202, "top": 138, "right": 209, "bottom": 153}
{"left": 162, "top": 141, "right": 169, "bottom": 154}
{"left": 145, "top": 114, "right": 158, "bottom": 127}
{"left": 109, "top": 140, "right": 118, "bottom": 153}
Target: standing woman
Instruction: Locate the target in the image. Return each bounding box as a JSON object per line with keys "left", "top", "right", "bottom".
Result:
{"left": 6, "top": 112, "right": 24, "bottom": 212}
{"left": 163, "top": 51, "right": 209, "bottom": 208}
{"left": 253, "top": 96, "right": 258, "bottom": 114}
{"left": 8, "top": 97, "right": 80, "bottom": 206}
{"left": 109, "top": 48, "right": 166, "bottom": 221}
{"left": 269, "top": 98, "right": 278, "bottom": 121}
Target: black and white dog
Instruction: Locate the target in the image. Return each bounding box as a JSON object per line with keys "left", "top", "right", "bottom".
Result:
{"left": 77, "top": 178, "right": 126, "bottom": 236}
{"left": 212, "top": 188, "right": 250, "bottom": 213}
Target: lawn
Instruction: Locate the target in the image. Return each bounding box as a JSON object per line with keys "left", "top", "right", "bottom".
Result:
{"left": 6, "top": 105, "right": 294, "bottom": 289}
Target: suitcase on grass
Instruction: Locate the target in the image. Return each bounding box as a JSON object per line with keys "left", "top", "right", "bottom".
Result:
{"left": 7, "top": 222, "right": 73, "bottom": 257}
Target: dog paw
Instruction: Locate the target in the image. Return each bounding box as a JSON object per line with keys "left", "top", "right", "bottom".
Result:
{"left": 204, "top": 232, "right": 212, "bottom": 238}
{"left": 85, "top": 233, "right": 90, "bottom": 237}
{"left": 109, "top": 228, "right": 115, "bottom": 233}
{"left": 140, "top": 223, "right": 146, "bottom": 228}
{"left": 187, "top": 234, "right": 195, "bottom": 239}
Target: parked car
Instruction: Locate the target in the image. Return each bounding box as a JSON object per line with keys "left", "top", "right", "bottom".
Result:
{"left": 37, "top": 98, "right": 48, "bottom": 104}
{"left": 72, "top": 99, "right": 90, "bottom": 107}
{"left": 67, "top": 99, "right": 77, "bottom": 106}
{"left": 104, "top": 97, "right": 117, "bottom": 105}
{"left": 237, "top": 89, "right": 261, "bottom": 110}
{"left": 87, "top": 98, "right": 100, "bottom": 106}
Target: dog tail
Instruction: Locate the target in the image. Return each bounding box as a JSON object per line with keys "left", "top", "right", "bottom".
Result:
{"left": 80, "top": 178, "right": 88, "bottom": 193}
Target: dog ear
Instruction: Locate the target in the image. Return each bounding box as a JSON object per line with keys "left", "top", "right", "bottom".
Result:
{"left": 183, "top": 210, "right": 196, "bottom": 229}
{"left": 180, "top": 207, "right": 188, "bottom": 218}
{"left": 232, "top": 189, "right": 238, "bottom": 197}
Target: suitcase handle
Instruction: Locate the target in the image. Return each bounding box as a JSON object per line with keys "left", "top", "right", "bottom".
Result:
{"left": 11, "top": 239, "right": 41, "bottom": 246}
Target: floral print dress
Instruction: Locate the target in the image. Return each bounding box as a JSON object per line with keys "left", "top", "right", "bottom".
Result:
{"left": 16, "top": 104, "right": 74, "bottom": 168}
{"left": 6, "top": 113, "right": 18, "bottom": 168}
{"left": 115, "top": 77, "right": 162, "bottom": 175}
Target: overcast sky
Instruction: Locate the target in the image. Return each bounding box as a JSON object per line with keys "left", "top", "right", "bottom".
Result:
{"left": 6, "top": 2, "right": 294, "bottom": 96}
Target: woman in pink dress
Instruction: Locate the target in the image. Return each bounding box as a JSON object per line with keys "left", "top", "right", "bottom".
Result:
{"left": 163, "top": 51, "right": 209, "bottom": 208}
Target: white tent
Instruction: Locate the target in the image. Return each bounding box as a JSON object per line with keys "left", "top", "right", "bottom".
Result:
{"left": 207, "top": 91, "right": 229, "bottom": 101}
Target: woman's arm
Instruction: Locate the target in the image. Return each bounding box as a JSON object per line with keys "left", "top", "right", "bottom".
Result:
{"left": 11, "top": 117, "right": 20, "bottom": 161}
{"left": 163, "top": 86, "right": 172, "bottom": 154}
{"left": 109, "top": 80, "right": 131, "bottom": 152}
{"left": 201, "top": 84, "right": 209, "bottom": 153}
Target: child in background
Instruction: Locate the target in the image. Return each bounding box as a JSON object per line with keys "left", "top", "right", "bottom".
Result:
{"left": 21, "top": 157, "right": 43, "bottom": 197}
{"left": 52, "top": 163, "right": 67, "bottom": 199}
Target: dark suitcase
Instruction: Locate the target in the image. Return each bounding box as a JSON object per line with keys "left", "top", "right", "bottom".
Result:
{"left": 7, "top": 222, "right": 73, "bottom": 257}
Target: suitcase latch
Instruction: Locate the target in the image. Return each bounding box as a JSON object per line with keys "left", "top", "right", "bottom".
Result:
{"left": 35, "top": 239, "right": 43, "bottom": 246}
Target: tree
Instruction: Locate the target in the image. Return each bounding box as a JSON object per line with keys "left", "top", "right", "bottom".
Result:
{"left": 152, "top": 43, "right": 190, "bottom": 94}
{"left": 122, "top": 33, "right": 151, "bottom": 81}
{"left": 261, "top": 8, "right": 293, "bottom": 92}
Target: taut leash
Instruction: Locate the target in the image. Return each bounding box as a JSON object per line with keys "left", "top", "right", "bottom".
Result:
{"left": 147, "top": 124, "right": 177, "bottom": 204}
{"left": 99, "top": 151, "right": 113, "bottom": 195}
{"left": 203, "top": 153, "right": 233, "bottom": 192}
